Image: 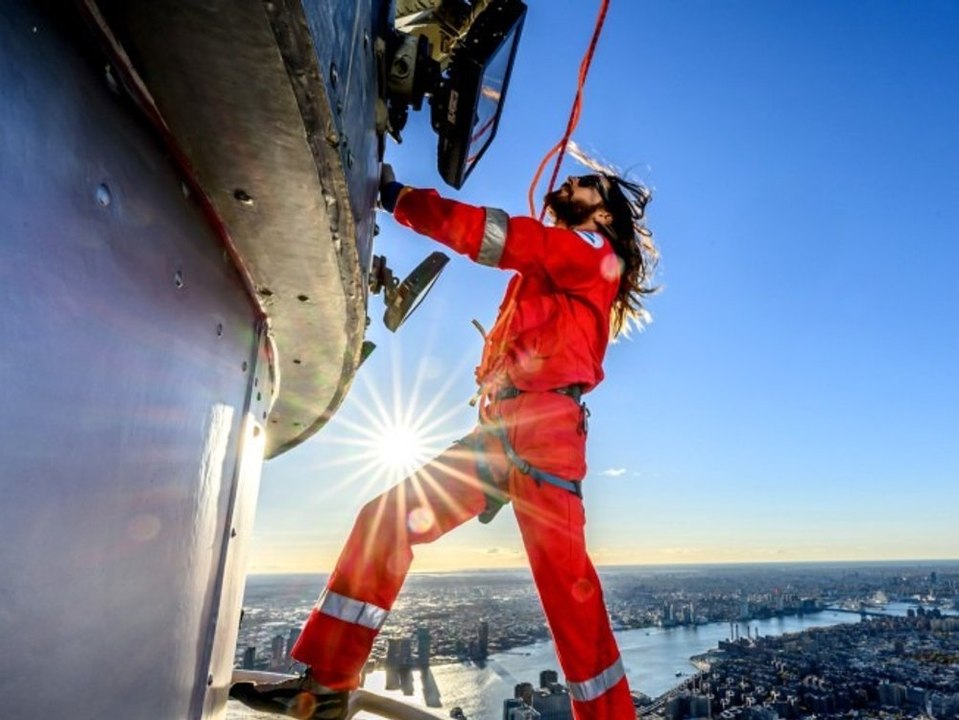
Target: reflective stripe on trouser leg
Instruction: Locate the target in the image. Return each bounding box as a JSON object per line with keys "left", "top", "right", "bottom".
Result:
{"left": 508, "top": 420, "right": 635, "bottom": 719}
{"left": 568, "top": 656, "right": 626, "bottom": 702}
{"left": 477, "top": 207, "right": 508, "bottom": 267}
{"left": 292, "top": 434, "right": 492, "bottom": 689}
{"left": 316, "top": 588, "right": 389, "bottom": 631}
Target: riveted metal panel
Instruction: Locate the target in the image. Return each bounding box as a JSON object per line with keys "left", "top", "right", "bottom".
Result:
{"left": 96, "top": 0, "right": 383, "bottom": 457}
{"left": 0, "top": 3, "right": 268, "bottom": 718}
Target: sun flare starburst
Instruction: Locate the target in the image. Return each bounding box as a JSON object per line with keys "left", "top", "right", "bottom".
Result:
{"left": 310, "top": 338, "right": 477, "bottom": 498}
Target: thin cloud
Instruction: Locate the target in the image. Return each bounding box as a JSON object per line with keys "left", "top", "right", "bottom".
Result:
{"left": 484, "top": 547, "right": 522, "bottom": 556}
{"left": 600, "top": 468, "right": 627, "bottom": 477}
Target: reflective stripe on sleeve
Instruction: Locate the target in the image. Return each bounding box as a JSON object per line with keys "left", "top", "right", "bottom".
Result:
{"left": 477, "top": 207, "right": 508, "bottom": 267}
{"left": 567, "top": 656, "right": 626, "bottom": 703}
{"left": 317, "top": 589, "right": 389, "bottom": 631}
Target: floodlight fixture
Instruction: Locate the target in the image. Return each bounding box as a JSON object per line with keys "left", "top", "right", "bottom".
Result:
{"left": 431, "top": 0, "right": 526, "bottom": 188}
{"left": 380, "top": 0, "right": 527, "bottom": 189}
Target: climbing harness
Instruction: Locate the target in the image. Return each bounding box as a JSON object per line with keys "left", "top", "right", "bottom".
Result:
{"left": 467, "top": 381, "right": 589, "bottom": 523}
{"left": 487, "top": 420, "right": 583, "bottom": 499}
{"left": 468, "top": 0, "right": 610, "bottom": 522}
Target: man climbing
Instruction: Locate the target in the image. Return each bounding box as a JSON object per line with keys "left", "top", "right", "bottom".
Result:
{"left": 231, "top": 166, "right": 658, "bottom": 720}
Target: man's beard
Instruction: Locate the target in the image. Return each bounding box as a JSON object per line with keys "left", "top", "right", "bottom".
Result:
{"left": 544, "top": 188, "right": 603, "bottom": 228}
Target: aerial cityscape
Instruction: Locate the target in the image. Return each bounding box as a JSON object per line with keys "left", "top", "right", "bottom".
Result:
{"left": 230, "top": 561, "right": 958, "bottom": 719}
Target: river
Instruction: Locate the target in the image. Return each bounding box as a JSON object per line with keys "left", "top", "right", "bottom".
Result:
{"left": 230, "top": 600, "right": 946, "bottom": 720}
{"left": 361, "top": 608, "right": 861, "bottom": 719}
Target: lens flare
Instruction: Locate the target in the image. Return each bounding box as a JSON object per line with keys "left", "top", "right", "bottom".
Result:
{"left": 407, "top": 506, "right": 436, "bottom": 534}
{"left": 305, "top": 336, "right": 476, "bottom": 501}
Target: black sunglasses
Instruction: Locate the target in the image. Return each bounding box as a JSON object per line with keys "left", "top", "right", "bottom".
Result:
{"left": 574, "top": 174, "right": 613, "bottom": 208}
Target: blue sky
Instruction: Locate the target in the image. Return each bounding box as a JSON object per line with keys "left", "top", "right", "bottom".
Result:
{"left": 249, "top": 1, "right": 959, "bottom": 572}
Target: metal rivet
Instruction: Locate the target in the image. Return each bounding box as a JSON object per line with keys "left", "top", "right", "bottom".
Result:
{"left": 256, "top": 392, "right": 262, "bottom": 401}
{"left": 241, "top": 361, "right": 248, "bottom": 372}
{"left": 364, "top": 31, "right": 370, "bottom": 50}
{"left": 346, "top": 150, "right": 354, "bottom": 169}
{"left": 96, "top": 183, "right": 111, "bottom": 207}
{"left": 262, "top": 411, "right": 268, "bottom": 420}
{"left": 258, "top": 287, "right": 273, "bottom": 297}
{"left": 297, "top": 294, "right": 309, "bottom": 302}
{"left": 329, "top": 63, "right": 338, "bottom": 89}
{"left": 336, "top": 100, "right": 343, "bottom": 115}
{"left": 104, "top": 65, "right": 119, "bottom": 94}
{"left": 181, "top": 182, "right": 190, "bottom": 199}
{"left": 174, "top": 270, "right": 184, "bottom": 288}
{"left": 292, "top": 358, "right": 302, "bottom": 365}
{"left": 207, "top": 674, "right": 214, "bottom": 686}
{"left": 253, "top": 425, "right": 261, "bottom": 437}
{"left": 254, "top": 377, "right": 259, "bottom": 387}
{"left": 234, "top": 189, "right": 254, "bottom": 206}
{"left": 230, "top": 527, "right": 237, "bottom": 538}
{"left": 216, "top": 323, "right": 223, "bottom": 336}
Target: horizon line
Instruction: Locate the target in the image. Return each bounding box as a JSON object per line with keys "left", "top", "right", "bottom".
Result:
{"left": 247, "top": 556, "right": 959, "bottom": 576}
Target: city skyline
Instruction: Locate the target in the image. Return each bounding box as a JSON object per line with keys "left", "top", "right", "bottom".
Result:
{"left": 231, "top": 562, "right": 959, "bottom": 719}
{"left": 249, "top": 1, "right": 959, "bottom": 574}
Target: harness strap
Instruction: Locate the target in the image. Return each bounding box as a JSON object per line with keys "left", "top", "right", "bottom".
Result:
{"left": 489, "top": 423, "right": 583, "bottom": 499}
{"left": 458, "top": 435, "right": 509, "bottom": 523}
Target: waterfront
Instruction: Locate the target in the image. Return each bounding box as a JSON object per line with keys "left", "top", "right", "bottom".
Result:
{"left": 229, "top": 564, "right": 958, "bottom": 720}
{"left": 230, "top": 608, "right": 870, "bottom": 719}
{"left": 358, "top": 609, "right": 866, "bottom": 719}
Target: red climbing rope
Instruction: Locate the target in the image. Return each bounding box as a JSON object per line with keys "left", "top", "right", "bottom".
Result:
{"left": 527, "top": 0, "right": 611, "bottom": 219}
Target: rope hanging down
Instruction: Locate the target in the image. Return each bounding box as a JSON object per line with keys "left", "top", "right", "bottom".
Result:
{"left": 527, "top": 0, "right": 611, "bottom": 218}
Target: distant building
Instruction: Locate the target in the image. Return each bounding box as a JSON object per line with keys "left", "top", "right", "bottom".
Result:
{"left": 502, "top": 674, "right": 572, "bottom": 720}
{"left": 515, "top": 682, "right": 534, "bottom": 706}
{"left": 663, "top": 602, "right": 675, "bottom": 625}
{"left": 878, "top": 681, "right": 906, "bottom": 708}
{"left": 386, "top": 638, "right": 401, "bottom": 668}
{"left": 503, "top": 698, "right": 540, "bottom": 720}
{"left": 416, "top": 627, "right": 431, "bottom": 666}
{"left": 540, "top": 670, "right": 558, "bottom": 688}
{"left": 385, "top": 637, "right": 414, "bottom": 669}
{"left": 286, "top": 627, "right": 300, "bottom": 659}
{"left": 270, "top": 634, "right": 285, "bottom": 670}
{"left": 399, "top": 637, "right": 412, "bottom": 667}
{"left": 477, "top": 620, "right": 489, "bottom": 659}
{"left": 531, "top": 685, "right": 572, "bottom": 720}
{"left": 665, "top": 691, "right": 712, "bottom": 720}
{"left": 666, "top": 693, "right": 690, "bottom": 720}
{"left": 690, "top": 693, "right": 711, "bottom": 718}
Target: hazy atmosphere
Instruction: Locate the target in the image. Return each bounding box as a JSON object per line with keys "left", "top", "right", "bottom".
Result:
{"left": 249, "top": 1, "right": 959, "bottom": 573}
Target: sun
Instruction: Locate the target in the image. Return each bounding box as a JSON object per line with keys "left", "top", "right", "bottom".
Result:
{"left": 373, "top": 417, "right": 432, "bottom": 479}
{"left": 311, "top": 338, "right": 477, "bottom": 496}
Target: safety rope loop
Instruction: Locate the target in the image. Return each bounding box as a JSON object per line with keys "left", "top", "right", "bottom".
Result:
{"left": 528, "top": 0, "right": 611, "bottom": 218}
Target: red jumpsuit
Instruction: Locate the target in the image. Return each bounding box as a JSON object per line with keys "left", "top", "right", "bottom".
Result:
{"left": 292, "top": 189, "right": 635, "bottom": 719}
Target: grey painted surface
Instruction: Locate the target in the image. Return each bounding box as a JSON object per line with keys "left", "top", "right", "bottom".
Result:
{"left": 97, "top": 0, "right": 381, "bottom": 457}
{"left": 0, "top": 3, "right": 272, "bottom": 718}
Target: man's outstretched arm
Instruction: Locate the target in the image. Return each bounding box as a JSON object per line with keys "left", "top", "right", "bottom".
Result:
{"left": 379, "top": 165, "right": 612, "bottom": 291}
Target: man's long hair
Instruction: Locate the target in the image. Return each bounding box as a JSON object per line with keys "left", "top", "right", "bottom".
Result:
{"left": 600, "top": 174, "right": 659, "bottom": 338}
{"left": 567, "top": 143, "right": 659, "bottom": 338}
